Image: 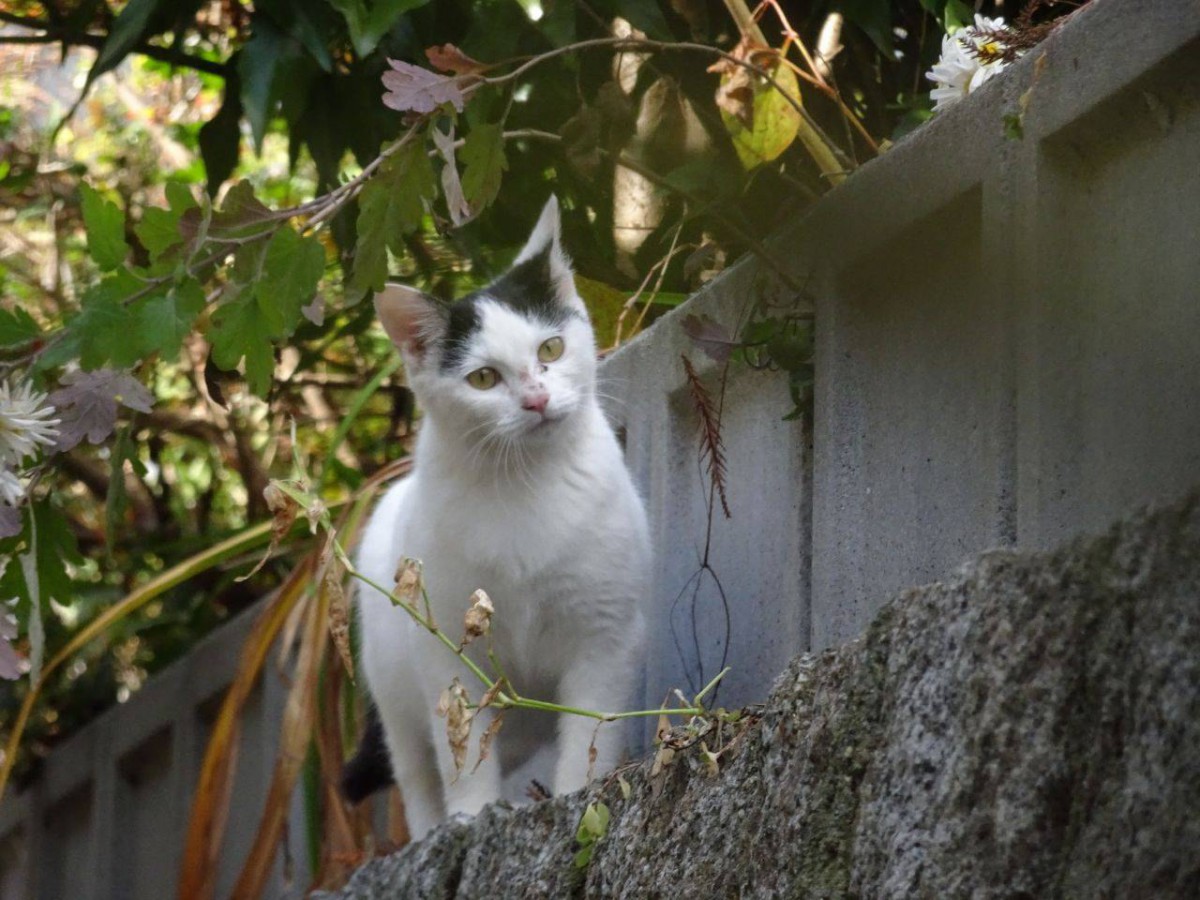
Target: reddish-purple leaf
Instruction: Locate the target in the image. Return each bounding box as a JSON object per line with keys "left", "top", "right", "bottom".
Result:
{"left": 425, "top": 44, "right": 488, "bottom": 75}
{"left": 50, "top": 369, "right": 154, "bottom": 451}
{"left": 681, "top": 313, "right": 738, "bottom": 364}
{"left": 381, "top": 59, "right": 465, "bottom": 114}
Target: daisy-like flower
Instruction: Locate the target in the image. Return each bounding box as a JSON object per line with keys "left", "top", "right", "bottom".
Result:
{"left": 0, "top": 469, "right": 24, "bottom": 506}
{"left": 0, "top": 380, "right": 59, "bottom": 466}
{"left": 927, "top": 15, "right": 1017, "bottom": 113}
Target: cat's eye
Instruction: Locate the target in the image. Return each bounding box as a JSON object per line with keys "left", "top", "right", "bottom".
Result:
{"left": 538, "top": 336, "right": 565, "bottom": 363}
{"left": 466, "top": 367, "right": 499, "bottom": 390}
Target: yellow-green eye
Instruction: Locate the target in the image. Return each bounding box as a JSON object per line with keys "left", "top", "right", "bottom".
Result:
{"left": 466, "top": 367, "right": 499, "bottom": 390}
{"left": 538, "top": 336, "right": 564, "bottom": 363}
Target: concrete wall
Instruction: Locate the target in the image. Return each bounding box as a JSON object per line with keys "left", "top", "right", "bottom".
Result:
{"left": 0, "top": 604, "right": 311, "bottom": 900}
{"left": 806, "top": 0, "right": 1200, "bottom": 647}
{"left": 2, "top": 0, "right": 1198, "bottom": 893}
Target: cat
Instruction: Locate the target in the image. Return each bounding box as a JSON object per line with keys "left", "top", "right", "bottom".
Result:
{"left": 350, "top": 197, "right": 651, "bottom": 840}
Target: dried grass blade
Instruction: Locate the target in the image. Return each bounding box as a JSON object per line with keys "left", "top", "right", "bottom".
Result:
{"left": 229, "top": 566, "right": 330, "bottom": 898}
{"left": 177, "top": 554, "right": 314, "bottom": 900}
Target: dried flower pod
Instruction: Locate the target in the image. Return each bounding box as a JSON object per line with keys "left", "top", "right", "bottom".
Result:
{"left": 436, "top": 678, "right": 473, "bottom": 777}
{"left": 472, "top": 713, "right": 504, "bottom": 773}
{"left": 324, "top": 561, "right": 354, "bottom": 679}
{"left": 459, "top": 588, "right": 494, "bottom": 649}
{"left": 393, "top": 558, "right": 423, "bottom": 608}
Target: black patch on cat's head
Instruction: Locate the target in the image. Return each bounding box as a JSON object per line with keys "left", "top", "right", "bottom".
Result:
{"left": 438, "top": 296, "right": 482, "bottom": 372}
{"left": 438, "top": 247, "right": 576, "bottom": 372}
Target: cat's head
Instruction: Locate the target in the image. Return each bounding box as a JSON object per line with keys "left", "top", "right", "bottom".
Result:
{"left": 375, "top": 197, "right": 596, "bottom": 444}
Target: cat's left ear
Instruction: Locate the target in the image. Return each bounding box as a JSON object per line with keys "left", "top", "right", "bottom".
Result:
{"left": 375, "top": 284, "right": 447, "bottom": 364}
{"left": 514, "top": 196, "right": 584, "bottom": 314}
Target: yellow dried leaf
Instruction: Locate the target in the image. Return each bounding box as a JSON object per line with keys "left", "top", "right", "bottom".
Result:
{"left": 718, "top": 55, "right": 802, "bottom": 170}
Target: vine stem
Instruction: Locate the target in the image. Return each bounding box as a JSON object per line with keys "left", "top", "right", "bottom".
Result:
{"left": 331, "top": 532, "right": 727, "bottom": 724}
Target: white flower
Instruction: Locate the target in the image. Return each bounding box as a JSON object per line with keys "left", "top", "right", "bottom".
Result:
{"left": 0, "top": 469, "right": 24, "bottom": 506}
{"left": 927, "top": 15, "right": 1018, "bottom": 112}
{"left": 0, "top": 380, "right": 59, "bottom": 465}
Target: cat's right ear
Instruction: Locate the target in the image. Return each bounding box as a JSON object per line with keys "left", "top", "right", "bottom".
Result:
{"left": 375, "top": 284, "right": 447, "bottom": 363}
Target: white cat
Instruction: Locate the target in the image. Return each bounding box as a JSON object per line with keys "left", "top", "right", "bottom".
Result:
{"left": 353, "top": 198, "right": 650, "bottom": 840}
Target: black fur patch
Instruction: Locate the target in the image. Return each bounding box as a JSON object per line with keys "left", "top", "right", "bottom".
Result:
{"left": 438, "top": 247, "right": 573, "bottom": 372}
{"left": 340, "top": 706, "right": 395, "bottom": 804}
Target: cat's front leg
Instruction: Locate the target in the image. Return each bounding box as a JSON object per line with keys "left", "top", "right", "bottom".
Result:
{"left": 552, "top": 652, "right": 638, "bottom": 795}
{"left": 422, "top": 658, "right": 504, "bottom": 818}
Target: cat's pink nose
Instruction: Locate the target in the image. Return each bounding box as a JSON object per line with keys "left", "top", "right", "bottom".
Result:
{"left": 522, "top": 392, "right": 549, "bottom": 414}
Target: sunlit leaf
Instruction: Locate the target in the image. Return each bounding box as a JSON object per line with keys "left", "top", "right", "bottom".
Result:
{"left": 132, "top": 279, "right": 205, "bottom": 361}
{"left": 720, "top": 60, "right": 802, "bottom": 170}
{"left": 209, "top": 290, "right": 279, "bottom": 396}
{"left": 260, "top": 227, "right": 326, "bottom": 334}
{"left": 80, "top": 183, "right": 128, "bottom": 271}
{"left": 135, "top": 182, "right": 199, "bottom": 259}
{"left": 381, "top": 58, "right": 465, "bottom": 113}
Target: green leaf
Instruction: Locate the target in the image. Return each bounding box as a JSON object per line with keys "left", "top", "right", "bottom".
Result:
{"left": 460, "top": 123, "right": 508, "bottom": 212}
{"left": 75, "top": 272, "right": 145, "bottom": 369}
{"left": 258, "top": 0, "right": 336, "bottom": 72}
{"left": 212, "top": 180, "right": 277, "bottom": 238}
{"left": 260, "top": 227, "right": 326, "bottom": 335}
{"left": 943, "top": 0, "right": 973, "bottom": 32}
{"left": 239, "top": 18, "right": 289, "bottom": 152}
{"left": 105, "top": 426, "right": 146, "bottom": 551}
{"left": 133, "top": 279, "right": 206, "bottom": 360}
{"left": 135, "top": 182, "right": 199, "bottom": 260}
{"left": 209, "top": 291, "right": 278, "bottom": 396}
{"left": 87, "top": 0, "right": 165, "bottom": 81}
{"left": 80, "top": 183, "right": 128, "bottom": 271}
{"left": 350, "top": 139, "right": 436, "bottom": 294}
{"left": 0, "top": 307, "right": 40, "bottom": 347}
{"left": 199, "top": 75, "right": 245, "bottom": 196}
{"left": 329, "top": 0, "right": 431, "bottom": 58}
{"left": 1003, "top": 112, "right": 1025, "bottom": 141}
{"left": 721, "top": 62, "right": 803, "bottom": 170}
{"left": 0, "top": 502, "right": 84, "bottom": 626}
{"left": 838, "top": 0, "right": 895, "bottom": 54}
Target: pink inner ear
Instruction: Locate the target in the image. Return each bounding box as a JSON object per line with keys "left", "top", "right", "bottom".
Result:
{"left": 375, "top": 286, "right": 441, "bottom": 358}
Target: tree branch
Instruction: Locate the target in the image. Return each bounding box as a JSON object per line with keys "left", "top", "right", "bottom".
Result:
{"left": 0, "top": 14, "right": 229, "bottom": 77}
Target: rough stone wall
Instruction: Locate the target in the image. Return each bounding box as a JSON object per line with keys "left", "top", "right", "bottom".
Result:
{"left": 319, "top": 491, "right": 1200, "bottom": 899}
